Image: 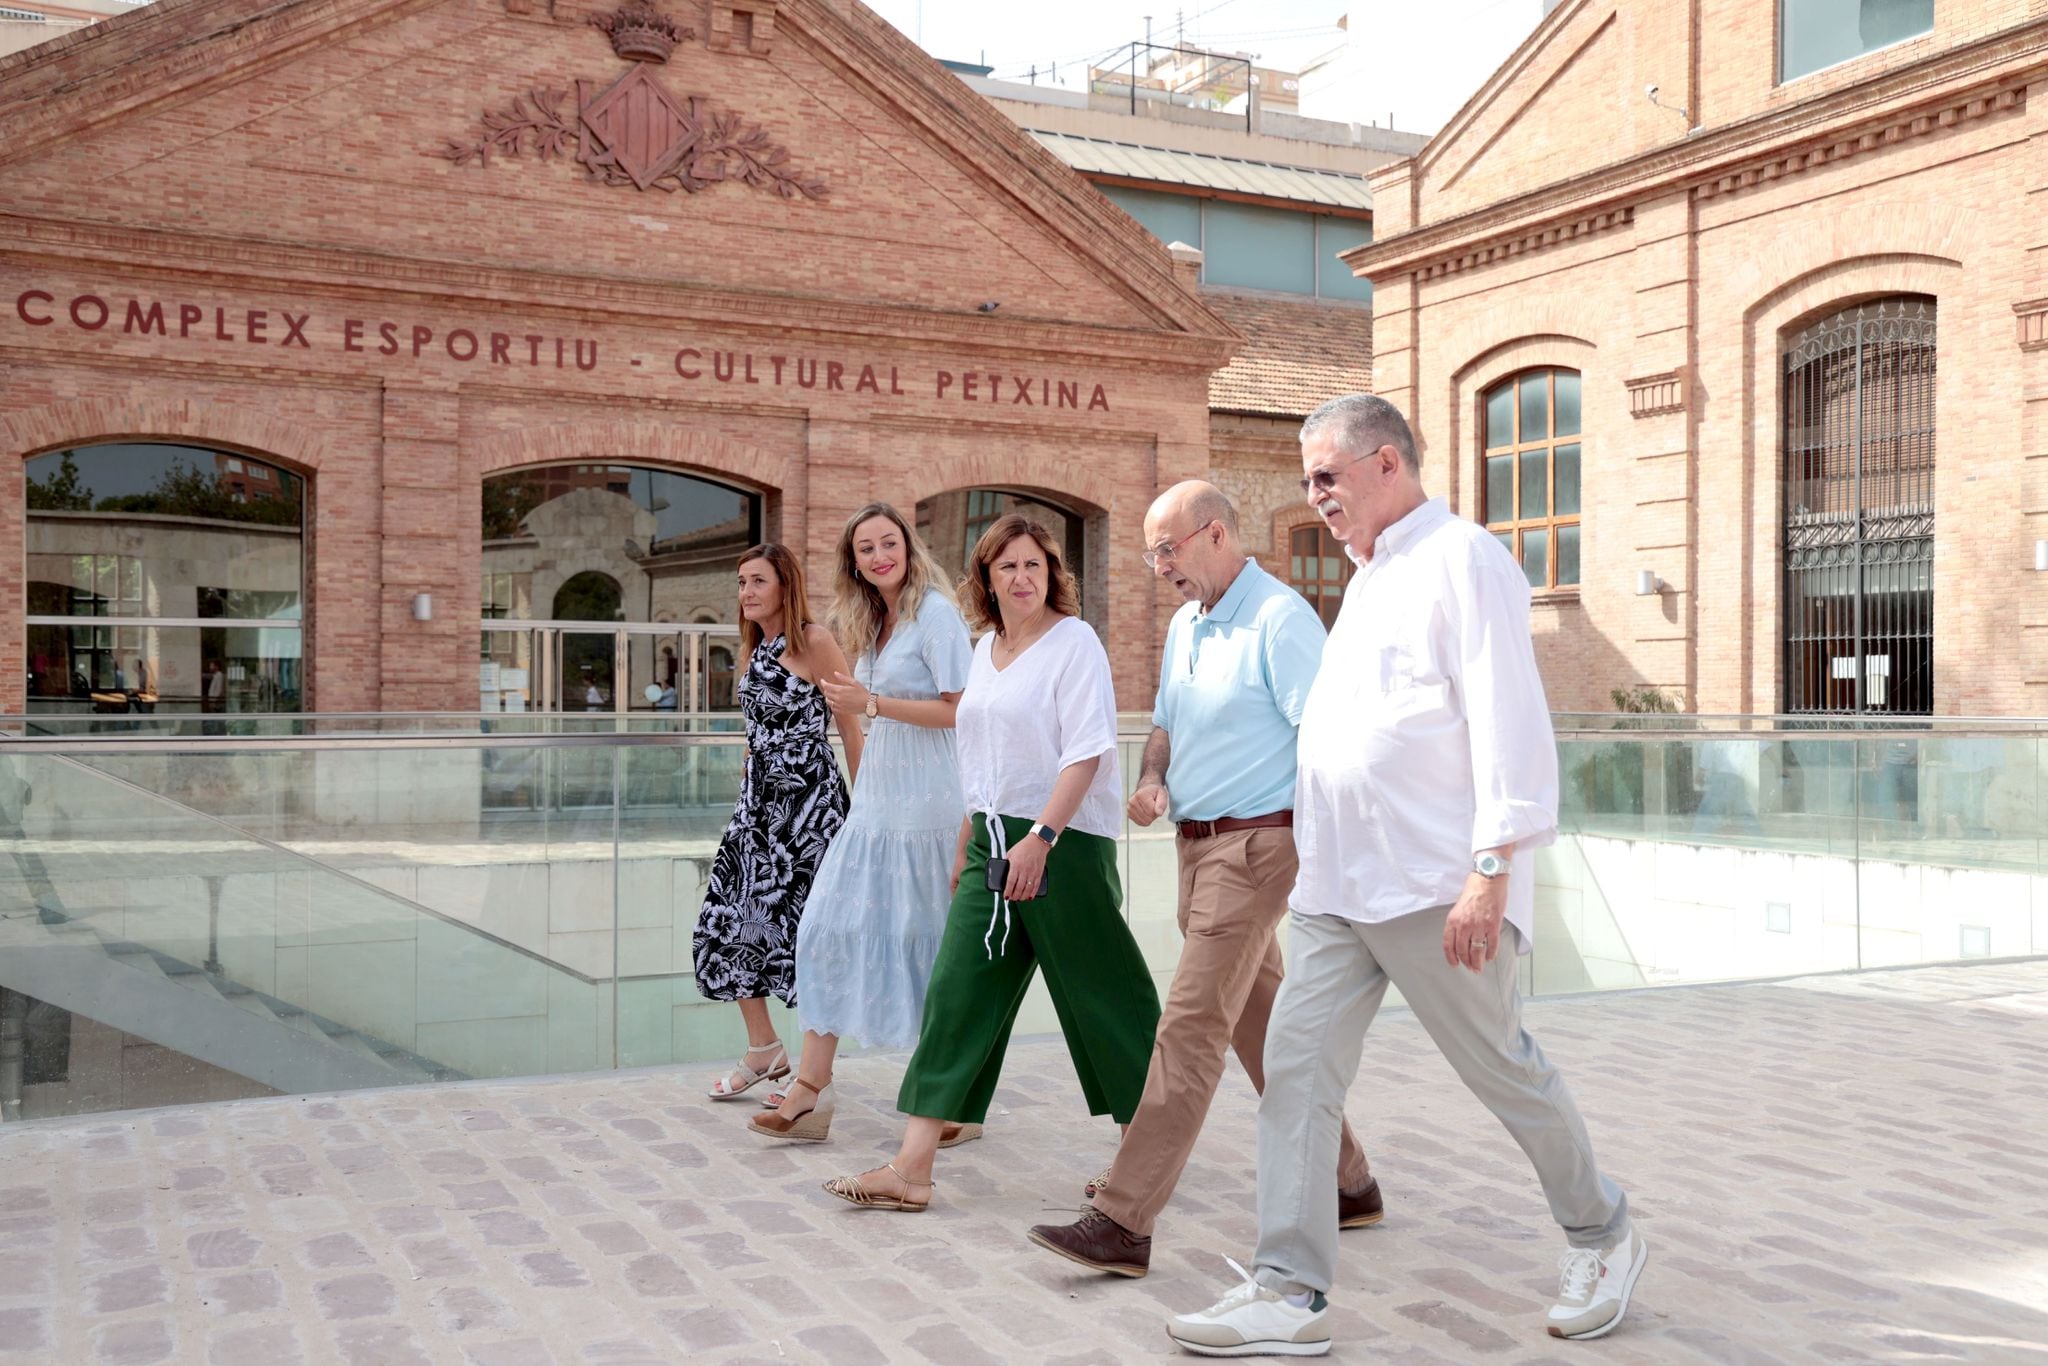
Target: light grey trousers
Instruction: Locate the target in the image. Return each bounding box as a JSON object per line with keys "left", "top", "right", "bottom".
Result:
{"left": 1253, "top": 906, "right": 1630, "bottom": 1295}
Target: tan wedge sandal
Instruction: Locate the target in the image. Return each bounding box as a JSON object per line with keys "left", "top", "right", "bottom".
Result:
{"left": 936, "top": 1122, "right": 984, "bottom": 1149}
{"left": 823, "top": 1162, "right": 933, "bottom": 1213}
{"left": 748, "top": 1078, "right": 834, "bottom": 1143}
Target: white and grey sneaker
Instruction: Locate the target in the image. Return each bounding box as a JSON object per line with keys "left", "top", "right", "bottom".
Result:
{"left": 1166, "top": 1258, "right": 1332, "bottom": 1358}
{"left": 1546, "top": 1228, "right": 1648, "bottom": 1340}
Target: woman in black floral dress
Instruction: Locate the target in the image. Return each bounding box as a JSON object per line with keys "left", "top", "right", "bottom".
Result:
{"left": 697, "top": 543, "right": 863, "bottom": 1100}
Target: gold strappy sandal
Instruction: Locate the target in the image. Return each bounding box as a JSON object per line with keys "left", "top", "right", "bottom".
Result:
{"left": 823, "top": 1162, "right": 933, "bottom": 1213}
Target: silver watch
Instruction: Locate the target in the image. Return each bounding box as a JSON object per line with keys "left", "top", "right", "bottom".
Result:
{"left": 1473, "top": 851, "right": 1508, "bottom": 879}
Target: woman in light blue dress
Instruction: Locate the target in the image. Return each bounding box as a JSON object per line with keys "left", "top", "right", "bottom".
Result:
{"left": 749, "top": 502, "right": 976, "bottom": 1145}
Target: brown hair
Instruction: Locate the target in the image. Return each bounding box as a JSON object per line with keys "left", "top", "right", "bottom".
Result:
{"left": 961, "top": 514, "right": 1080, "bottom": 636}
{"left": 736, "top": 543, "right": 819, "bottom": 666}
{"left": 827, "top": 502, "right": 953, "bottom": 658}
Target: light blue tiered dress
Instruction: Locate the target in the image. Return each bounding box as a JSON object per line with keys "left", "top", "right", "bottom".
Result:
{"left": 792, "top": 587, "right": 973, "bottom": 1048}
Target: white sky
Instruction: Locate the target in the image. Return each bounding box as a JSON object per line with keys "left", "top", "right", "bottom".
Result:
{"left": 863, "top": 0, "right": 1548, "bottom": 135}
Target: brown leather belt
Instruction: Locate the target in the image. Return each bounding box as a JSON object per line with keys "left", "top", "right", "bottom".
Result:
{"left": 1177, "top": 811, "right": 1293, "bottom": 840}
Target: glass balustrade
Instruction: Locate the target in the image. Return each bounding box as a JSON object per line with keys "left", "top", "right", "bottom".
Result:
{"left": 2, "top": 718, "right": 2041, "bottom": 1121}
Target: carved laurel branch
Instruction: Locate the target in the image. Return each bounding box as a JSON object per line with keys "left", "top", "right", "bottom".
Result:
{"left": 439, "top": 87, "right": 577, "bottom": 169}
{"left": 642, "top": 99, "right": 827, "bottom": 200}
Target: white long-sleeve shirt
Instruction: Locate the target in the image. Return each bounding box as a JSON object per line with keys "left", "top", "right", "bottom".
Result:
{"left": 1291, "top": 497, "right": 1558, "bottom": 950}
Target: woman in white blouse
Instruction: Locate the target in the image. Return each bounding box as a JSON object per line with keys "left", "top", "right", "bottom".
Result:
{"left": 823, "top": 514, "right": 1162, "bottom": 1213}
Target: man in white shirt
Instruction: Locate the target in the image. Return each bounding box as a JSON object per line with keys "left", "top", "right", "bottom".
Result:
{"left": 1167, "top": 395, "right": 1644, "bottom": 1358}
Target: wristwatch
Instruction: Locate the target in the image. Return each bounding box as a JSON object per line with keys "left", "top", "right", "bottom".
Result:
{"left": 1029, "top": 822, "right": 1061, "bottom": 849}
{"left": 865, "top": 692, "right": 879, "bottom": 720}
{"left": 1473, "top": 851, "right": 1508, "bottom": 879}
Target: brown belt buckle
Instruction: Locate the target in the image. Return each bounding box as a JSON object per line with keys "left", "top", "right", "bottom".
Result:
{"left": 1181, "top": 819, "right": 1215, "bottom": 840}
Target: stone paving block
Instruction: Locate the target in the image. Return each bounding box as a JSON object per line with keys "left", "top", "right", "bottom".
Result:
{"left": 5, "top": 961, "right": 2048, "bottom": 1363}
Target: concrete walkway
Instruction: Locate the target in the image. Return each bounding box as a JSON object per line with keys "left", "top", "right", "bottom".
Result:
{"left": 4, "top": 960, "right": 2048, "bottom": 1364}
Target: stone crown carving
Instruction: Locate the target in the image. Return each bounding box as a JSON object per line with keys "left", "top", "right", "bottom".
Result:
{"left": 590, "top": 0, "right": 694, "bottom": 64}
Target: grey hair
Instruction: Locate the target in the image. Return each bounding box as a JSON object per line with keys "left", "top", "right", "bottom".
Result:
{"left": 1184, "top": 484, "right": 1239, "bottom": 536}
{"left": 1299, "top": 393, "right": 1420, "bottom": 473}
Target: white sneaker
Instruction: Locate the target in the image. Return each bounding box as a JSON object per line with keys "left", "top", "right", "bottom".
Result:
{"left": 1166, "top": 1258, "right": 1332, "bottom": 1357}
{"left": 1546, "top": 1228, "right": 1649, "bottom": 1340}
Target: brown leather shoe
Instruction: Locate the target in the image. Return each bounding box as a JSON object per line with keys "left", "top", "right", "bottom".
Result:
{"left": 1026, "top": 1207, "right": 1151, "bottom": 1278}
{"left": 1339, "top": 1176, "right": 1384, "bottom": 1229}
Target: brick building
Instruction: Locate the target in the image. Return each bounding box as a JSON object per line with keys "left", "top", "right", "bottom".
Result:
{"left": 0, "top": 0, "right": 1237, "bottom": 715}
{"left": 1353, "top": 0, "right": 2048, "bottom": 717}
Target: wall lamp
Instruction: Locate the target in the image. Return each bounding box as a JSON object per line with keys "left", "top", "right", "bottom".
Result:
{"left": 412, "top": 593, "right": 434, "bottom": 622}
{"left": 2035, "top": 539, "right": 2048, "bottom": 573}
{"left": 1635, "top": 570, "right": 1665, "bottom": 596}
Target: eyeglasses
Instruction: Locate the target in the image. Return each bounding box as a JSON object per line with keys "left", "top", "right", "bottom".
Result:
{"left": 1299, "top": 450, "right": 1372, "bottom": 497}
{"left": 1140, "top": 521, "right": 1216, "bottom": 571}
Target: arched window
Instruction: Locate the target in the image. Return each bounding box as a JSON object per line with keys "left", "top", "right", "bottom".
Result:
{"left": 1481, "top": 369, "right": 1581, "bottom": 590}
{"left": 1287, "top": 522, "right": 1351, "bottom": 629}
{"left": 1781, "top": 295, "right": 1935, "bottom": 715}
{"left": 24, "top": 442, "right": 305, "bottom": 715}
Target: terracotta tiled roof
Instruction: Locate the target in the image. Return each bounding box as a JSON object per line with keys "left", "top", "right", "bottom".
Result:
{"left": 1203, "top": 290, "right": 1373, "bottom": 419}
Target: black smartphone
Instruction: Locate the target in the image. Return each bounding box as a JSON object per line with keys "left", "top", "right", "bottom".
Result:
{"left": 983, "top": 857, "right": 1049, "bottom": 898}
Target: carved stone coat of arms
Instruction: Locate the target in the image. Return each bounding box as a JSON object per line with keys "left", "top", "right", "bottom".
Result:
{"left": 438, "top": 0, "right": 828, "bottom": 201}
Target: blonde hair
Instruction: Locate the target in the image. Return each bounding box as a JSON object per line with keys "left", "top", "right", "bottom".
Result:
{"left": 828, "top": 502, "right": 952, "bottom": 658}
{"left": 961, "top": 514, "right": 1080, "bottom": 636}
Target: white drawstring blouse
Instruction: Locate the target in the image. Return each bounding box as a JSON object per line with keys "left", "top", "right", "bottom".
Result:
{"left": 955, "top": 615, "right": 1123, "bottom": 955}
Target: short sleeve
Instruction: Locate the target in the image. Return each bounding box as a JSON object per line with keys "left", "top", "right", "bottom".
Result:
{"left": 1149, "top": 614, "right": 1176, "bottom": 730}
{"left": 1259, "top": 596, "right": 1327, "bottom": 727}
{"left": 1053, "top": 622, "right": 1118, "bottom": 771}
{"left": 917, "top": 591, "right": 973, "bottom": 694}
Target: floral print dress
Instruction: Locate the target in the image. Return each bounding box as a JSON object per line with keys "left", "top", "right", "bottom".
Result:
{"left": 691, "top": 635, "right": 849, "bottom": 1004}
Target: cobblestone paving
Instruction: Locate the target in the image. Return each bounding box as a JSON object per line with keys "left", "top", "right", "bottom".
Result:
{"left": 5, "top": 960, "right": 2048, "bottom": 1364}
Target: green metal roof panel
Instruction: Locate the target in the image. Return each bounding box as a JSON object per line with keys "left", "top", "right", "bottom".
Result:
{"left": 1029, "top": 130, "right": 1372, "bottom": 212}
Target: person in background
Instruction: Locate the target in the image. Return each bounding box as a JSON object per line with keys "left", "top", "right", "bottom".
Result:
{"left": 821, "top": 515, "right": 1158, "bottom": 1212}
{"left": 750, "top": 502, "right": 979, "bottom": 1149}
{"left": 1027, "top": 481, "right": 1379, "bottom": 1278}
{"left": 694, "top": 543, "right": 862, "bottom": 1101}
{"left": 1168, "top": 394, "right": 1643, "bottom": 1357}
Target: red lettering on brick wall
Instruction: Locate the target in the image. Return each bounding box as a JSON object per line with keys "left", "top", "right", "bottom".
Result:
{"left": 344, "top": 320, "right": 365, "bottom": 352}
{"left": 575, "top": 340, "right": 597, "bottom": 372}
{"left": 826, "top": 361, "right": 844, "bottom": 391}
{"left": 798, "top": 359, "right": 819, "bottom": 389}
{"left": 15, "top": 290, "right": 53, "bottom": 325}
{"left": 1089, "top": 384, "right": 1110, "bottom": 412}
{"left": 213, "top": 308, "right": 234, "bottom": 342}
{"left": 491, "top": 333, "right": 511, "bottom": 364}
{"left": 70, "top": 296, "right": 108, "bottom": 331}
{"left": 936, "top": 370, "right": 954, "bottom": 398}
{"left": 675, "top": 347, "right": 702, "bottom": 378}
{"left": 411, "top": 326, "right": 433, "bottom": 358}
{"left": 124, "top": 300, "right": 164, "bottom": 336}
{"left": 246, "top": 310, "right": 267, "bottom": 345}
{"left": 180, "top": 304, "right": 203, "bottom": 338}
{"left": 280, "top": 313, "right": 310, "bottom": 348}
{"left": 379, "top": 322, "right": 400, "bottom": 356}
{"left": 855, "top": 364, "right": 879, "bottom": 394}
{"left": 447, "top": 329, "right": 478, "bottom": 361}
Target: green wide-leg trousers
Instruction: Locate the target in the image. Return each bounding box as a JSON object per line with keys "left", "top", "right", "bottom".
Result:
{"left": 896, "top": 813, "right": 1161, "bottom": 1125}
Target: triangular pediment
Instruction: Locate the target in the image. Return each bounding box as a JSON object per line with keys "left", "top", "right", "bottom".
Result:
{"left": 1410, "top": 0, "right": 1693, "bottom": 224}
{"left": 0, "top": 0, "right": 1232, "bottom": 353}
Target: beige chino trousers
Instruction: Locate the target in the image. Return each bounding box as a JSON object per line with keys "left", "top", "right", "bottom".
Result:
{"left": 1092, "top": 825, "right": 1372, "bottom": 1236}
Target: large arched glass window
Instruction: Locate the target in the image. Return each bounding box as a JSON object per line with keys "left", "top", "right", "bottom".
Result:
{"left": 24, "top": 443, "right": 305, "bottom": 715}
{"left": 478, "top": 465, "right": 760, "bottom": 713}
{"left": 1481, "top": 369, "right": 1581, "bottom": 590}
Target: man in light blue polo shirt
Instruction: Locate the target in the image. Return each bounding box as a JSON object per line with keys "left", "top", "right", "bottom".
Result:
{"left": 1028, "top": 481, "right": 1378, "bottom": 1278}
